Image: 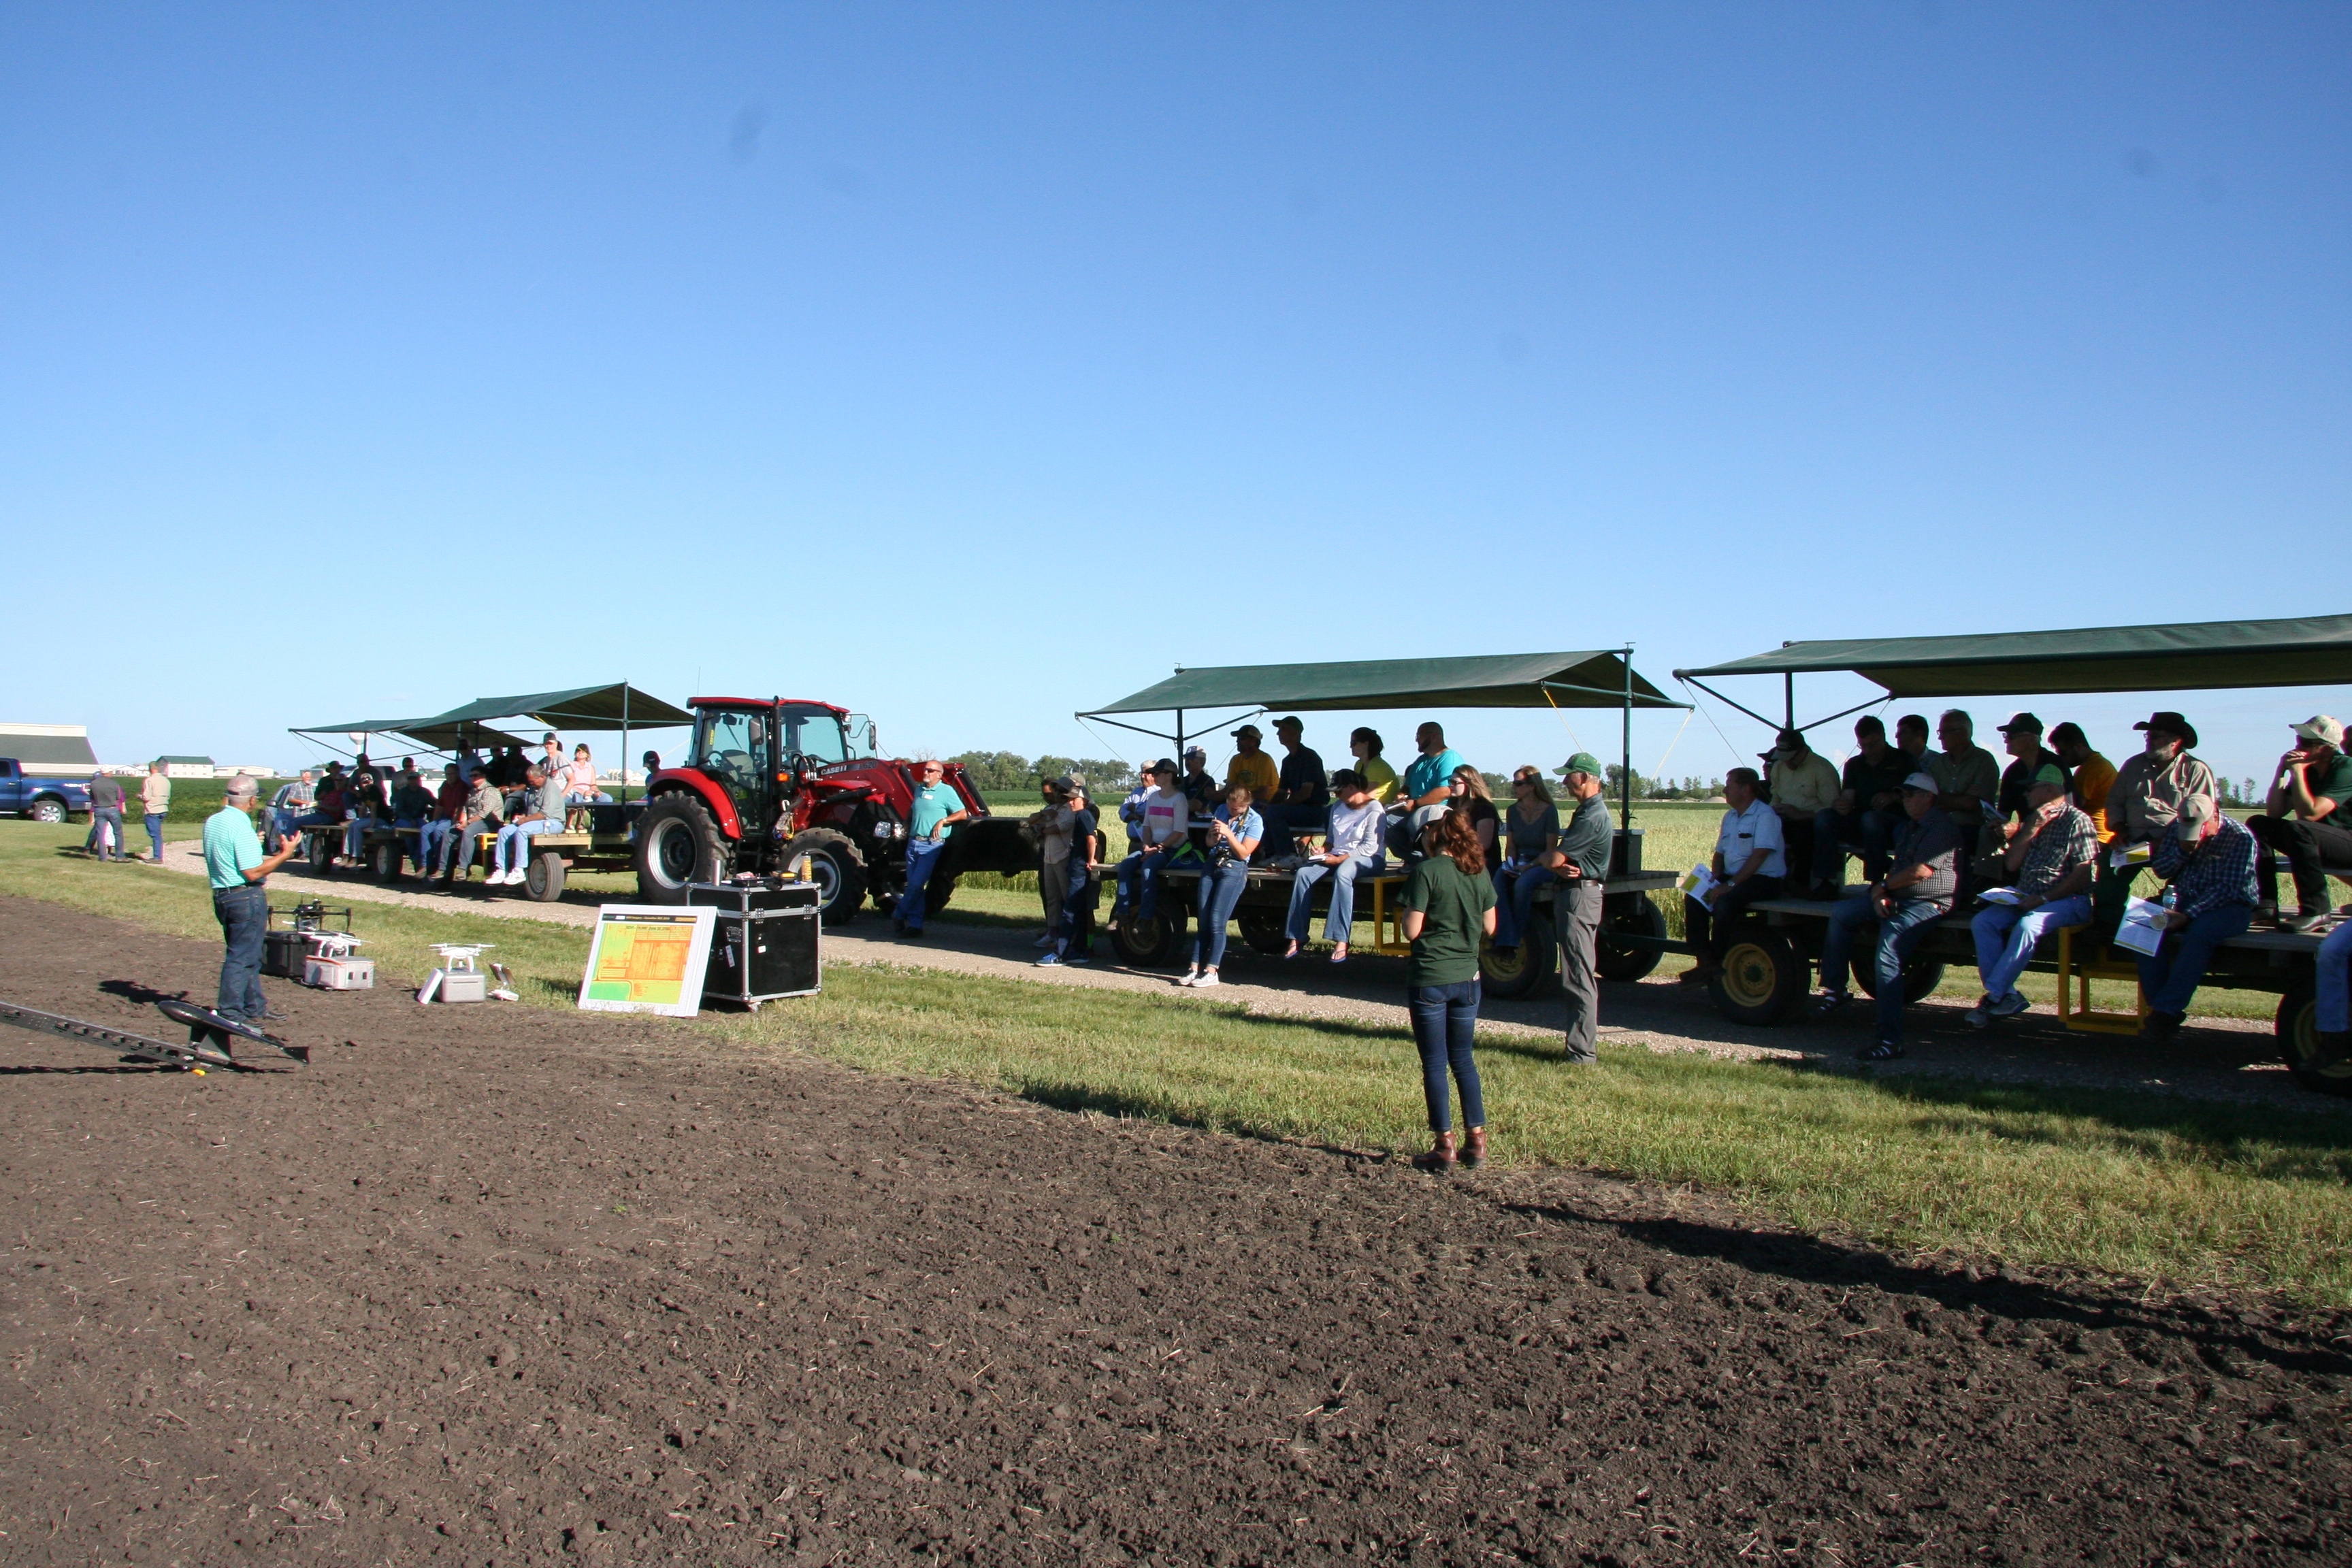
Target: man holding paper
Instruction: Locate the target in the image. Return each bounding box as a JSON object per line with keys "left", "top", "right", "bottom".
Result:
{"left": 1807, "top": 772, "right": 1963, "bottom": 1060}
{"left": 2092, "top": 712, "right": 2218, "bottom": 941}
{"left": 1965, "top": 764, "right": 2099, "bottom": 1027}
{"left": 2135, "top": 795, "right": 2259, "bottom": 1043}
{"left": 1681, "top": 768, "right": 1786, "bottom": 987}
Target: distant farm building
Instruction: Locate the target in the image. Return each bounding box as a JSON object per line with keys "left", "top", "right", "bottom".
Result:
{"left": 0, "top": 723, "right": 99, "bottom": 779}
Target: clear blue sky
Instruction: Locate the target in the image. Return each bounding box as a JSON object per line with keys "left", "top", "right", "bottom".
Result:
{"left": 4, "top": 3, "right": 2345, "bottom": 788}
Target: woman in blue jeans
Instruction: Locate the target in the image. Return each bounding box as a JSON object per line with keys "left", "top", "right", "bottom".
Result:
{"left": 1179, "top": 785, "right": 1262, "bottom": 989}
{"left": 1491, "top": 766, "right": 1561, "bottom": 951}
{"left": 1400, "top": 803, "right": 1498, "bottom": 1172}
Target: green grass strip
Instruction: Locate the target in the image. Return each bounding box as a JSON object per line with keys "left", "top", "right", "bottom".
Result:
{"left": 3, "top": 822, "right": 2346, "bottom": 1305}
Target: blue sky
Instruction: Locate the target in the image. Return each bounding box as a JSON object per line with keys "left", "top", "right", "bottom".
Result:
{"left": 3, "top": 3, "right": 2345, "bottom": 787}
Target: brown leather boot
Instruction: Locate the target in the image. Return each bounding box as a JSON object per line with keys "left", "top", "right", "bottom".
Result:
{"left": 1459, "top": 1127, "right": 1488, "bottom": 1170}
{"left": 1412, "top": 1132, "right": 1458, "bottom": 1173}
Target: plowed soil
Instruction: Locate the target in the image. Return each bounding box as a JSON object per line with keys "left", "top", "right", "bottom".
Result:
{"left": 1, "top": 896, "right": 2346, "bottom": 1567}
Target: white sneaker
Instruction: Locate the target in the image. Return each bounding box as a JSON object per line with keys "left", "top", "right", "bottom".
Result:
{"left": 1192, "top": 972, "right": 1221, "bottom": 988}
{"left": 1176, "top": 970, "right": 1200, "bottom": 987}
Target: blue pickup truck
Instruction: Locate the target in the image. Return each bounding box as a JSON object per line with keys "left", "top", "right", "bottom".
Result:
{"left": 0, "top": 760, "right": 91, "bottom": 823}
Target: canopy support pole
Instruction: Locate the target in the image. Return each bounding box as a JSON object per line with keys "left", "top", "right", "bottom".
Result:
{"left": 1621, "top": 644, "right": 1635, "bottom": 827}
{"left": 1784, "top": 674, "right": 1795, "bottom": 732}
{"left": 1175, "top": 709, "right": 1183, "bottom": 764}
{"left": 621, "top": 686, "right": 630, "bottom": 805}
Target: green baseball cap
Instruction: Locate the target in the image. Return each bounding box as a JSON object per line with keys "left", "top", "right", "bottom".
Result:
{"left": 2032, "top": 763, "right": 2067, "bottom": 787}
{"left": 1558, "top": 751, "right": 1603, "bottom": 778}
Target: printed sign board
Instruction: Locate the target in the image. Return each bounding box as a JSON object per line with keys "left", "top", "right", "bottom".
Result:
{"left": 578, "top": 905, "right": 717, "bottom": 1017}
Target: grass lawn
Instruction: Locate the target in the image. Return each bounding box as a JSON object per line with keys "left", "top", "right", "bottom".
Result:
{"left": 3, "top": 818, "right": 2348, "bottom": 1305}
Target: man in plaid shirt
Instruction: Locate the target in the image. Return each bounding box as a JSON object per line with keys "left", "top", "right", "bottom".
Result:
{"left": 2136, "top": 794, "right": 2259, "bottom": 1043}
{"left": 1967, "top": 764, "right": 2100, "bottom": 1026}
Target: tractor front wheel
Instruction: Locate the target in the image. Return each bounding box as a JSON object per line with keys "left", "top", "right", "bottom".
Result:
{"left": 784, "top": 828, "right": 869, "bottom": 926}
{"left": 634, "top": 793, "right": 728, "bottom": 904}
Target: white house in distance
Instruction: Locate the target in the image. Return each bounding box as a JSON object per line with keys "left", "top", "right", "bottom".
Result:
{"left": 0, "top": 723, "right": 98, "bottom": 778}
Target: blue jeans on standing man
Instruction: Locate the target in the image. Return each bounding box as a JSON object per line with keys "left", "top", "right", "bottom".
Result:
{"left": 144, "top": 813, "right": 167, "bottom": 864}
{"left": 1970, "top": 894, "right": 2093, "bottom": 1002}
{"left": 1816, "top": 893, "right": 1946, "bottom": 1043}
{"left": 2136, "top": 902, "right": 2255, "bottom": 1018}
{"left": 1409, "top": 977, "right": 1484, "bottom": 1132}
{"left": 1285, "top": 853, "right": 1381, "bottom": 945}
{"left": 91, "top": 806, "right": 125, "bottom": 862}
{"left": 896, "top": 835, "right": 949, "bottom": 931}
{"left": 1190, "top": 860, "right": 1250, "bottom": 969}
{"left": 212, "top": 881, "right": 269, "bottom": 1021}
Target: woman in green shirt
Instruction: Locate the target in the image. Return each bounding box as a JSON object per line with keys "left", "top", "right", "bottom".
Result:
{"left": 1400, "top": 803, "right": 1498, "bottom": 1171}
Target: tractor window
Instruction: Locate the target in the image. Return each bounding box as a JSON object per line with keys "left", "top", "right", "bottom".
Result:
{"left": 693, "top": 709, "right": 770, "bottom": 787}
{"left": 781, "top": 706, "right": 849, "bottom": 765}
{"left": 843, "top": 715, "right": 877, "bottom": 759}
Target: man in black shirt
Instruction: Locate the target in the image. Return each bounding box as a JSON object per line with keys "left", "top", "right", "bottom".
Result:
{"left": 1258, "top": 715, "right": 1330, "bottom": 858}
{"left": 1808, "top": 773, "right": 1963, "bottom": 1060}
{"left": 1177, "top": 747, "right": 1218, "bottom": 817}
{"left": 1812, "top": 715, "right": 1910, "bottom": 892}
{"left": 1995, "top": 713, "right": 2063, "bottom": 824}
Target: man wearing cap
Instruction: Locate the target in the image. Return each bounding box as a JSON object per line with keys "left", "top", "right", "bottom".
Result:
{"left": 1763, "top": 729, "right": 1839, "bottom": 896}
{"left": 1223, "top": 725, "right": 1279, "bottom": 803}
{"left": 1403, "top": 723, "right": 1469, "bottom": 809}
{"left": 1257, "top": 716, "right": 1330, "bottom": 858}
{"left": 1966, "top": 764, "right": 2100, "bottom": 1026}
{"left": 1994, "top": 713, "right": 2063, "bottom": 826}
{"left": 2051, "top": 722, "right": 2116, "bottom": 842}
{"left": 2246, "top": 715, "right": 2352, "bottom": 934}
{"left": 2137, "top": 795, "right": 2259, "bottom": 1041}
{"left": 419, "top": 762, "right": 466, "bottom": 880}
{"left": 1177, "top": 747, "right": 1218, "bottom": 816}
{"left": 1027, "top": 775, "right": 1076, "bottom": 945}
{"left": 1682, "top": 768, "right": 1787, "bottom": 987}
{"left": 202, "top": 776, "right": 304, "bottom": 1022}
{"left": 1812, "top": 714, "right": 1910, "bottom": 894}
{"left": 1113, "top": 759, "right": 1190, "bottom": 930}
{"left": 1537, "top": 753, "right": 1612, "bottom": 1064}
{"left": 1808, "top": 770, "right": 1963, "bottom": 1059}
{"left": 436, "top": 762, "right": 504, "bottom": 886}
{"left": 2093, "top": 713, "right": 2219, "bottom": 940}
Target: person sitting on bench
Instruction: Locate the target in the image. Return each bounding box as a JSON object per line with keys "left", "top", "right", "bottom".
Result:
{"left": 1112, "top": 760, "right": 1190, "bottom": 929}
{"left": 1806, "top": 772, "right": 1961, "bottom": 1061}
{"left": 1492, "top": 766, "right": 1561, "bottom": 953}
{"left": 1763, "top": 728, "right": 1838, "bottom": 897}
{"left": 1812, "top": 716, "right": 1909, "bottom": 893}
{"left": 435, "top": 764, "right": 503, "bottom": 887}
{"left": 2246, "top": 715, "right": 2352, "bottom": 934}
{"left": 1281, "top": 770, "right": 1386, "bottom": 962}
{"left": 419, "top": 762, "right": 465, "bottom": 877}
{"left": 2315, "top": 918, "right": 2352, "bottom": 1069}
{"left": 389, "top": 768, "right": 436, "bottom": 875}
{"left": 1681, "top": 768, "right": 1787, "bottom": 987}
{"left": 2136, "top": 793, "right": 2259, "bottom": 1043}
{"left": 489, "top": 764, "right": 565, "bottom": 887}
{"left": 564, "top": 743, "right": 613, "bottom": 828}
{"left": 1965, "top": 764, "right": 2098, "bottom": 1027}
{"left": 1256, "top": 716, "right": 1330, "bottom": 858}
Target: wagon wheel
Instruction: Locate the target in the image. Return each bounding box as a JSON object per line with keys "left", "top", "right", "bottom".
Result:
{"left": 1236, "top": 907, "right": 1290, "bottom": 956}
{"left": 2276, "top": 979, "right": 2352, "bottom": 1097}
{"left": 1481, "top": 913, "right": 1556, "bottom": 998}
{"left": 1595, "top": 894, "right": 1667, "bottom": 983}
{"left": 1709, "top": 928, "right": 1808, "bottom": 1025}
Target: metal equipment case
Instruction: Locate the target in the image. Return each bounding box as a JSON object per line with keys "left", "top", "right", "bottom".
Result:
{"left": 689, "top": 880, "right": 821, "bottom": 1009}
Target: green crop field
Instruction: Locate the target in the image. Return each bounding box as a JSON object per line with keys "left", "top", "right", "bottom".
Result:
{"left": 3, "top": 817, "right": 2346, "bottom": 1305}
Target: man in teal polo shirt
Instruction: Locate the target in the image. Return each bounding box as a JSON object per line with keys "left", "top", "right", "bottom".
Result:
{"left": 203, "top": 775, "right": 303, "bottom": 1021}
{"left": 894, "top": 760, "right": 972, "bottom": 938}
{"left": 1402, "top": 722, "right": 1469, "bottom": 808}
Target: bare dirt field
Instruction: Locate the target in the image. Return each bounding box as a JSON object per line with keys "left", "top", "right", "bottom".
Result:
{"left": 2, "top": 896, "right": 2347, "bottom": 1566}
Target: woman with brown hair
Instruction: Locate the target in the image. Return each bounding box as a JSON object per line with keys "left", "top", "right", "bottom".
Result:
{"left": 1448, "top": 764, "right": 1501, "bottom": 863}
{"left": 1399, "top": 802, "right": 1498, "bottom": 1172}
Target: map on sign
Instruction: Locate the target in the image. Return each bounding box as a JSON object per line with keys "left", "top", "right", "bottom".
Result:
{"left": 578, "top": 906, "right": 717, "bottom": 1017}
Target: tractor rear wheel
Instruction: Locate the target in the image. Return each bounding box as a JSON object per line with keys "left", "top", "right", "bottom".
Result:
{"left": 634, "top": 793, "right": 728, "bottom": 904}
{"left": 784, "top": 828, "right": 869, "bottom": 926}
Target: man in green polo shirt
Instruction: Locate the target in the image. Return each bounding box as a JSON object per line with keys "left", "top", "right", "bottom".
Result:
{"left": 203, "top": 775, "right": 303, "bottom": 1022}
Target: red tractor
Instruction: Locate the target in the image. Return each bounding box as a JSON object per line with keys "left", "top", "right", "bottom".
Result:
{"left": 630, "top": 696, "right": 1034, "bottom": 924}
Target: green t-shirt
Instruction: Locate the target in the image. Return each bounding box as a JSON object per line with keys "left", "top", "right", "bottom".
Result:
{"left": 1401, "top": 854, "right": 1496, "bottom": 987}
{"left": 201, "top": 804, "right": 263, "bottom": 891}
{"left": 2309, "top": 754, "right": 2352, "bottom": 822}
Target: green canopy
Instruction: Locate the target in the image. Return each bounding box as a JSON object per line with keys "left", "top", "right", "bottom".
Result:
{"left": 1083, "top": 651, "right": 1684, "bottom": 718}
{"left": 287, "top": 715, "right": 529, "bottom": 751}
{"left": 1676, "top": 615, "right": 2352, "bottom": 699}
{"left": 419, "top": 683, "right": 695, "bottom": 730}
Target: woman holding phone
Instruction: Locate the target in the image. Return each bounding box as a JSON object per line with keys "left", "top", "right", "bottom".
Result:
{"left": 1180, "top": 784, "right": 1262, "bottom": 988}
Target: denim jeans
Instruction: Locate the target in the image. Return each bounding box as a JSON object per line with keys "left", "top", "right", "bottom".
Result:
{"left": 2136, "top": 902, "right": 2253, "bottom": 1017}
{"left": 1813, "top": 806, "right": 1899, "bottom": 887}
{"left": 1286, "top": 853, "right": 1379, "bottom": 943}
{"left": 90, "top": 807, "right": 125, "bottom": 861}
{"left": 1816, "top": 893, "right": 1946, "bottom": 1042}
{"left": 1117, "top": 845, "right": 1181, "bottom": 921}
{"left": 1053, "top": 858, "right": 1097, "bottom": 955}
{"left": 1409, "top": 978, "right": 1484, "bottom": 1131}
{"left": 2317, "top": 920, "right": 2352, "bottom": 1034}
{"left": 344, "top": 817, "right": 376, "bottom": 859}
{"left": 1493, "top": 863, "right": 1560, "bottom": 949}
{"left": 212, "top": 881, "right": 268, "bottom": 1020}
{"left": 144, "top": 812, "right": 166, "bottom": 863}
{"left": 1971, "top": 894, "right": 2093, "bottom": 1001}
{"left": 493, "top": 819, "right": 560, "bottom": 875}
{"left": 1191, "top": 860, "right": 1251, "bottom": 968}
{"left": 896, "top": 835, "right": 949, "bottom": 929}
{"left": 391, "top": 817, "right": 427, "bottom": 870}
{"left": 419, "top": 819, "right": 453, "bottom": 872}
{"left": 438, "top": 821, "right": 488, "bottom": 879}
{"left": 1686, "top": 875, "right": 1784, "bottom": 964}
